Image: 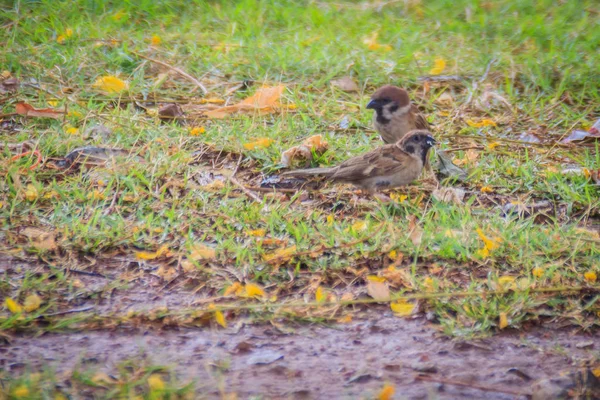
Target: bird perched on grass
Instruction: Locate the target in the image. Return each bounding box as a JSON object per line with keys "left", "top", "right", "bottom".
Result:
{"left": 366, "top": 85, "right": 430, "bottom": 144}
{"left": 281, "top": 130, "right": 435, "bottom": 192}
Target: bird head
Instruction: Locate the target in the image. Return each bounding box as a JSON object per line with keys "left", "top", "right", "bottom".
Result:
{"left": 397, "top": 130, "right": 436, "bottom": 158}
{"left": 366, "top": 85, "right": 411, "bottom": 120}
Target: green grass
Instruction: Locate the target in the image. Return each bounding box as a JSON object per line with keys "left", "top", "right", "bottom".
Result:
{"left": 1, "top": 0, "right": 599, "bottom": 351}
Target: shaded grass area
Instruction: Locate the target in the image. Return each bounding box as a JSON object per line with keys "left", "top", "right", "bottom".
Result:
{"left": 1, "top": 0, "right": 600, "bottom": 360}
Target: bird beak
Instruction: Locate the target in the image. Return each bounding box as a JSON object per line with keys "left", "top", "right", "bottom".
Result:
{"left": 426, "top": 137, "right": 436, "bottom": 147}
{"left": 366, "top": 99, "right": 380, "bottom": 109}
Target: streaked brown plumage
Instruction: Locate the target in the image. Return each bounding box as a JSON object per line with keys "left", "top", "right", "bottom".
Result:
{"left": 281, "top": 130, "right": 435, "bottom": 192}
{"left": 367, "top": 85, "right": 429, "bottom": 144}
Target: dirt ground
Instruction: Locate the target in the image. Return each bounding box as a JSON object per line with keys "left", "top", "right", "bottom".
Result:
{"left": 3, "top": 314, "right": 600, "bottom": 399}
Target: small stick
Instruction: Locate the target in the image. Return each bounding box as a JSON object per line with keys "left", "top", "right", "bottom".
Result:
{"left": 39, "top": 306, "right": 95, "bottom": 317}
{"left": 244, "top": 186, "right": 302, "bottom": 194}
{"left": 131, "top": 51, "right": 208, "bottom": 95}
{"left": 229, "top": 176, "right": 263, "bottom": 204}
{"left": 415, "top": 375, "right": 530, "bottom": 397}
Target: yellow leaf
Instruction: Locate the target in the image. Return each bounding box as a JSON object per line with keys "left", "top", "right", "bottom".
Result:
{"left": 315, "top": 286, "right": 326, "bottom": 303}
{"left": 499, "top": 312, "right": 508, "bottom": 329}
{"left": 498, "top": 275, "right": 516, "bottom": 289}
{"left": 532, "top": 267, "right": 544, "bottom": 278}
{"left": 326, "top": 214, "right": 334, "bottom": 226}
{"left": 584, "top": 271, "right": 597, "bottom": 283}
{"left": 224, "top": 282, "right": 243, "bottom": 296}
{"left": 112, "top": 10, "right": 127, "bottom": 21}
{"left": 391, "top": 301, "right": 414, "bottom": 316}
{"left": 239, "top": 85, "right": 285, "bottom": 108}
{"left": 147, "top": 374, "right": 165, "bottom": 391}
{"left": 367, "top": 275, "right": 386, "bottom": 283}
{"left": 476, "top": 228, "right": 501, "bottom": 258}
{"left": 57, "top": 35, "right": 67, "bottom": 44}
{"left": 429, "top": 57, "right": 446, "bottom": 75}
{"left": 5, "top": 297, "right": 22, "bottom": 313}
{"left": 244, "top": 283, "right": 265, "bottom": 298}
{"left": 135, "top": 244, "right": 170, "bottom": 260}
{"left": 592, "top": 368, "right": 600, "bottom": 378}
{"left": 24, "top": 293, "right": 42, "bottom": 312}
{"left": 214, "top": 310, "right": 227, "bottom": 328}
{"left": 68, "top": 110, "right": 83, "bottom": 118}
{"left": 189, "top": 243, "right": 216, "bottom": 260}
{"left": 480, "top": 186, "right": 493, "bottom": 193}
{"left": 151, "top": 35, "right": 161, "bottom": 46}
{"left": 378, "top": 383, "right": 395, "bottom": 400}
{"left": 201, "top": 98, "right": 226, "bottom": 104}
{"left": 65, "top": 28, "right": 73, "bottom": 37}
{"left": 487, "top": 142, "right": 500, "bottom": 150}
{"left": 345, "top": 220, "right": 367, "bottom": 232}
{"left": 466, "top": 119, "right": 496, "bottom": 128}
{"left": 263, "top": 245, "right": 297, "bottom": 263}
{"left": 91, "top": 372, "right": 114, "bottom": 385}
{"left": 202, "top": 180, "right": 225, "bottom": 192}
{"left": 25, "top": 184, "right": 38, "bottom": 202}
{"left": 92, "top": 75, "right": 129, "bottom": 94}
{"left": 388, "top": 250, "right": 398, "bottom": 260}
{"left": 190, "top": 126, "right": 205, "bottom": 136}
{"left": 423, "top": 276, "right": 435, "bottom": 291}
{"left": 243, "top": 138, "right": 274, "bottom": 150}
{"left": 65, "top": 126, "right": 79, "bottom": 135}
{"left": 363, "top": 31, "right": 392, "bottom": 52}
{"left": 337, "top": 314, "right": 353, "bottom": 323}
{"left": 390, "top": 193, "right": 408, "bottom": 202}
{"left": 247, "top": 229, "right": 266, "bottom": 237}
{"left": 13, "top": 385, "right": 30, "bottom": 398}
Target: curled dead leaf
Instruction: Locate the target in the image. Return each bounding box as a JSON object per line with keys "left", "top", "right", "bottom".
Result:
{"left": 366, "top": 280, "right": 390, "bottom": 302}
{"left": 331, "top": 76, "right": 359, "bottom": 92}
{"left": 280, "top": 134, "right": 328, "bottom": 167}
{"left": 16, "top": 102, "right": 65, "bottom": 119}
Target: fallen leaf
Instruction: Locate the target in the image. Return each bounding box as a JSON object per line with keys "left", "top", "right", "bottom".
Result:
{"left": 135, "top": 244, "right": 170, "bottom": 260}
{"left": 188, "top": 243, "right": 216, "bottom": 260}
{"left": 532, "top": 267, "right": 544, "bottom": 278}
{"left": 5, "top": 297, "right": 22, "bottom": 313}
{"left": 150, "top": 35, "right": 161, "bottom": 46}
{"left": 263, "top": 245, "right": 297, "bottom": 263}
{"left": 281, "top": 135, "right": 329, "bottom": 167}
{"left": 435, "top": 92, "right": 454, "bottom": 106}
{"left": 584, "top": 271, "right": 597, "bottom": 283}
{"left": 378, "top": 383, "right": 395, "bottom": 400}
{"left": 147, "top": 374, "right": 165, "bottom": 391}
{"left": 367, "top": 280, "right": 390, "bottom": 301}
{"left": 466, "top": 119, "right": 496, "bottom": 128}
{"left": 23, "top": 294, "right": 42, "bottom": 312}
{"left": 25, "top": 184, "right": 38, "bottom": 202}
{"left": 429, "top": 58, "right": 446, "bottom": 75}
{"left": 315, "top": 286, "right": 326, "bottom": 303}
{"left": 518, "top": 131, "right": 541, "bottom": 143}
{"left": 243, "top": 138, "right": 274, "bottom": 150}
{"left": 435, "top": 150, "right": 468, "bottom": 181}
{"left": 20, "top": 227, "right": 57, "bottom": 251}
{"left": 499, "top": 312, "right": 508, "bottom": 329}
{"left": 244, "top": 283, "right": 266, "bottom": 298}
{"left": 331, "top": 76, "right": 359, "bottom": 92}
{"left": 476, "top": 228, "right": 502, "bottom": 258}
{"left": 12, "top": 386, "right": 29, "bottom": 397}
{"left": 224, "top": 282, "right": 243, "bottom": 296}
{"left": 158, "top": 103, "right": 183, "bottom": 119}
{"left": 15, "top": 102, "right": 65, "bottom": 119}
{"left": 432, "top": 187, "right": 465, "bottom": 204}
{"left": 480, "top": 186, "right": 493, "bottom": 193}
{"left": 190, "top": 126, "right": 206, "bottom": 136}
{"left": 391, "top": 301, "right": 414, "bottom": 316}
{"left": 363, "top": 31, "right": 392, "bottom": 51}
{"left": 247, "top": 350, "right": 283, "bottom": 365}
{"left": 407, "top": 216, "right": 423, "bottom": 246}
{"left": 205, "top": 85, "right": 285, "bottom": 118}
{"left": 247, "top": 229, "right": 266, "bottom": 237}
{"left": 92, "top": 75, "right": 129, "bottom": 94}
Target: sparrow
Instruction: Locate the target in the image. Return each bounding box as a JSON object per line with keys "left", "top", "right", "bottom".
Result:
{"left": 366, "top": 85, "right": 429, "bottom": 144}
{"left": 367, "top": 85, "right": 467, "bottom": 182}
{"left": 281, "top": 130, "right": 435, "bottom": 192}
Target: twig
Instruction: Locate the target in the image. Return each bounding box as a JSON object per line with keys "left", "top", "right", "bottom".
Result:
{"left": 464, "top": 58, "right": 496, "bottom": 106}
{"left": 415, "top": 375, "right": 530, "bottom": 397}
{"left": 39, "top": 306, "right": 95, "bottom": 317}
{"left": 229, "top": 176, "right": 263, "bottom": 204}
{"left": 244, "top": 186, "right": 303, "bottom": 194}
{"left": 131, "top": 51, "right": 208, "bottom": 95}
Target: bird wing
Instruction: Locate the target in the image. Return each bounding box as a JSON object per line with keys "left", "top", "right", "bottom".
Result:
{"left": 411, "top": 104, "right": 430, "bottom": 130}
{"left": 331, "top": 145, "right": 413, "bottom": 182}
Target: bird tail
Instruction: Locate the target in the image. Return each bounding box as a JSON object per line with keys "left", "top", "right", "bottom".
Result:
{"left": 281, "top": 167, "right": 336, "bottom": 177}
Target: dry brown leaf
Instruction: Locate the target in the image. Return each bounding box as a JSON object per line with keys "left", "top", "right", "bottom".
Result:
{"left": 15, "top": 102, "right": 65, "bottom": 119}
{"left": 20, "top": 227, "right": 57, "bottom": 251}
{"left": 407, "top": 216, "right": 423, "bottom": 246}
{"left": 432, "top": 187, "right": 465, "bottom": 205}
{"left": 366, "top": 280, "right": 390, "bottom": 301}
{"left": 205, "top": 85, "right": 285, "bottom": 119}
{"left": 331, "top": 76, "right": 359, "bottom": 92}
{"left": 189, "top": 243, "right": 216, "bottom": 260}
{"left": 280, "top": 134, "right": 329, "bottom": 167}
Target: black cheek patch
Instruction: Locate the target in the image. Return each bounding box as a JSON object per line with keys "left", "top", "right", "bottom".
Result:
{"left": 388, "top": 104, "right": 399, "bottom": 113}
{"left": 376, "top": 111, "right": 391, "bottom": 125}
{"left": 404, "top": 145, "right": 415, "bottom": 154}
